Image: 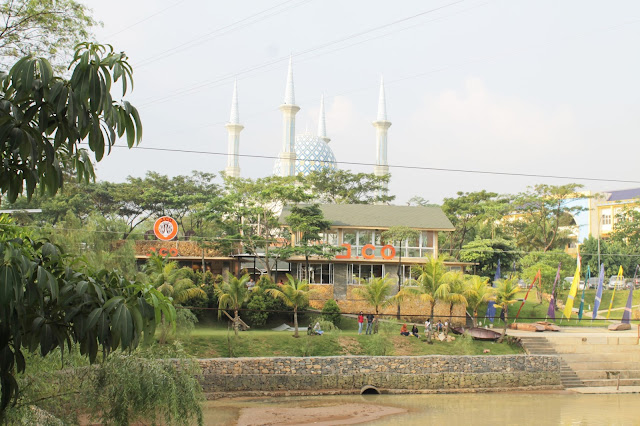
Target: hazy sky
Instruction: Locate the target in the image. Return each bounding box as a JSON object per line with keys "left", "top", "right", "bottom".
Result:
{"left": 83, "top": 0, "right": 640, "bottom": 204}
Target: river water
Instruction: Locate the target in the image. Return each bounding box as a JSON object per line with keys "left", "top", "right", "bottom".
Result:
{"left": 203, "top": 393, "right": 640, "bottom": 425}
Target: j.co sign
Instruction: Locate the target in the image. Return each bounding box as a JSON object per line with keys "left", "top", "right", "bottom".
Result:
{"left": 154, "top": 216, "right": 178, "bottom": 241}
{"left": 335, "top": 243, "right": 396, "bottom": 260}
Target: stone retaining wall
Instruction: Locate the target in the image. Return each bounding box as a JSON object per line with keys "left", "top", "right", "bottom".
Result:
{"left": 198, "top": 355, "right": 560, "bottom": 393}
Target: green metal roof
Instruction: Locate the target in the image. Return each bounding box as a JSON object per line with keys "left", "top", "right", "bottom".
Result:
{"left": 280, "top": 204, "right": 454, "bottom": 231}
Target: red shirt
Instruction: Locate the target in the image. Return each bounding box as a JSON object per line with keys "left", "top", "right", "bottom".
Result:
{"left": 358, "top": 315, "right": 364, "bottom": 323}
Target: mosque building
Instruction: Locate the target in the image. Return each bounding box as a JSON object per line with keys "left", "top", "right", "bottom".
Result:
{"left": 224, "top": 57, "right": 390, "bottom": 188}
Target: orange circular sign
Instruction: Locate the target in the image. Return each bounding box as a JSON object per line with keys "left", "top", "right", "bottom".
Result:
{"left": 153, "top": 216, "right": 178, "bottom": 241}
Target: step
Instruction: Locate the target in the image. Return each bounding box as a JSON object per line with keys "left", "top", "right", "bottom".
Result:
{"left": 552, "top": 345, "right": 640, "bottom": 354}
{"left": 580, "top": 378, "right": 640, "bottom": 387}
{"left": 558, "top": 353, "right": 640, "bottom": 362}
{"left": 575, "top": 370, "right": 640, "bottom": 380}
{"left": 567, "top": 361, "right": 640, "bottom": 371}
{"left": 544, "top": 336, "right": 639, "bottom": 346}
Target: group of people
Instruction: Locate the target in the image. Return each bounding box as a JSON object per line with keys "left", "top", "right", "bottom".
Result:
{"left": 357, "top": 312, "right": 376, "bottom": 335}
{"left": 307, "top": 322, "right": 324, "bottom": 335}
{"left": 400, "top": 323, "right": 420, "bottom": 338}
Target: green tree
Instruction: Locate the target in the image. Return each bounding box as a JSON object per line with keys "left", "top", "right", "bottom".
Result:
{"left": 0, "top": 234, "right": 175, "bottom": 417}
{"left": 0, "top": 0, "right": 97, "bottom": 71}
{"left": 265, "top": 273, "right": 310, "bottom": 338}
{"left": 580, "top": 236, "right": 635, "bottom": 278}
{"left": 464, "top": 275, "right": 495, "bottom": 327}
{"left": 211, "top": 175, "right": 311, "bottom": 277}
{"left": 495, "top": 278, "right": 520, "bottom": 343}
{"left": 518, "top": 250, "right": 575, "bottom": 301}
{"left": 214, "top": 274, "right": 250, "bottom": 336}
{"left": 0, "top": 43, "right": 142, "bottom": 203}
{"left": 441, "top": 190, "right": 506, "bottom": 258}
{"left": 435, "top": 271, "right": 468, "bottom": 333}
{"left": 321, "top": 299, "right": 342, "bottom": 327}
{"left": 280, "top": 204, "right": 338, "bottom": 278}
{"left": 458, "top": 238, "right": 519, "bottom": 278}
{"left": 381, "top": 226, "right": 419, "bottom": 318}
{"left": 610, "top": 205, "right": 640, "bottom": 247}
{"left": 397, "top": 255, "right": 451, "bottom": 343}
{"left": 145, "top": 256, "right": 206, "bottom": 305}
{"left": 508, "top": 184, "right": 586, "bottom": 252}
{"left": 353, "top": 275, "right": 395, "bottom": 316}
{"left": 302, "top": 168, "right": 395, "bottom": 204}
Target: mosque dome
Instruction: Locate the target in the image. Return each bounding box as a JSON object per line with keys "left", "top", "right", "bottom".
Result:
{"left": 273, "top": 132, "right": 337, "bottom": 176}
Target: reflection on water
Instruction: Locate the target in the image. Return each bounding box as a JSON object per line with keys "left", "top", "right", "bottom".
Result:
{"left": 204, "top": 393, "right": 640, "bottom": 425}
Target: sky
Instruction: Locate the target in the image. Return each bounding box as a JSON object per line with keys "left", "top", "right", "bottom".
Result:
{"left": 82, "top": 0, "right": 640, "bottom": 204}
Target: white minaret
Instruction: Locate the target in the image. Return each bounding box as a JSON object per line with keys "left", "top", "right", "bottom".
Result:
{"left": 372, "top": 77, "right": 391, "bottom": 193}
{"left": 317, "top": 94, "right": 330, "bottom": 144}
{"left": 278, "top": 56, "right": 300, "bottom": 177}
{"left": 225, "top": 80, "right": 243, "bottom": 178}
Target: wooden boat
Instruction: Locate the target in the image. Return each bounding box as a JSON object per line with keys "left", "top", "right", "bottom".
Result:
{"left": 450, "top": 326, "right": 502, "bottom": 341}
{"left": 608, "top": 323, "right": 631, "bottom": 331}
{"left": 508, "top": 323, "right": 545, "bottom": 332}
{"left": 535, "top": 321, "right": 560, "bottom": 332}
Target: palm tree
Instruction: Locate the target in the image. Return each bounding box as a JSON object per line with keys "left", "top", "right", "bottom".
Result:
{"left": 353, "top": 275, "right": 395, "bottom": 316}
{"left": 435, "top": 271, "right": 468, "bottom": 334}
{"left": 215, "top": 274, "right": 251, "bottom": 336}
{"left": 152, "top": 263, "right": 207, "bottom": 304}
{"left": 495, "top": 278, "right": 520, "bottom": 343}
{"left": 465, "top": 275, "right": 495, "bottom": 327}
{"left": 265, "top": 273, "right": 310, "bottom": 338}
{"left": 397, "top": 255, "right": 450, "bottom": 343}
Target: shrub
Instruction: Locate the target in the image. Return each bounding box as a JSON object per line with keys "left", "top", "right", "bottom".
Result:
{"left": 321, "top": 299, "right": 342, "bottom": 327}
{"left": 246, "top": 295, "right": 268, "bottom": 327}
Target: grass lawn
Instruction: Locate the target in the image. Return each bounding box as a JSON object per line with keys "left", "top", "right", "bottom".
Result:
{"left": 178, "top": 318, "right": 522, "bottom": 358}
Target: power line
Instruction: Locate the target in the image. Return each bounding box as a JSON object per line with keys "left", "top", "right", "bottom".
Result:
{"left": 105, "top": 143, "right": 640, "bottom": 185}
{"left": 103, "top": 0, "right": 189, "bottom": 38}
{"left": 135, "top": 0, "right": 313, "bottom": 68}
{"left": 136, "top": 0, "right": 466, "bottom": 106}
{"left": 2, "top": 224, "right": 638, "bottom": 258}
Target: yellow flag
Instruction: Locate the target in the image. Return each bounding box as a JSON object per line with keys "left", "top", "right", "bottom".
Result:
{"left": 606, "top": 266, "right": 624, "bottom": 319}
{"left": 563, "top": 253, "right": 582, "bottom": 319}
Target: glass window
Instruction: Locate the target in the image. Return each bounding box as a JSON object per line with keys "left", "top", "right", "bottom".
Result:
{"left": 343, "top": 231, "right": 356, "bottom": 245}
{"left": 421, "top": 231, "right": 434, "bottom": 248}
{"left": 357, "top": 230, "right": 373, "bottom": 247}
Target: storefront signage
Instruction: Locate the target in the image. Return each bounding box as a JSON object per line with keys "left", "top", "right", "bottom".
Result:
{"left": 149, "top": 247, "right": 179, "bottom": 257}
{"left": 153, "top": 216, "right": 178, "bottom": 241}
{"left": 335, "top": 243, "right": 396, "bottom": 260}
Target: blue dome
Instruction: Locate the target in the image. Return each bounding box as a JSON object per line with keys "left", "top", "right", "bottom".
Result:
{"left": 274, "top": 133, "right": 337, "bottom": 176}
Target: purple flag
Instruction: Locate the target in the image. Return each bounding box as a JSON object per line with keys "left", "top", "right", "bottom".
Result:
{"left": 547, "top": 263, "right": 561, "bottom": 320}
{"left": 622, "top": 265, "right": 639, "bottom": 324}
{"left": 592, "top": 263, "right": 605, "bottom": 321}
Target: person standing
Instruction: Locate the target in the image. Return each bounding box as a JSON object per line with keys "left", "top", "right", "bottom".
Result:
{"left": 357, "top": 311, "right": 364, "bottom": 335}
{"left": 366, "top": 313, "right": 374, "bottom": 335}
{"left": 424, "top": 318, "right": 431, "bottom": 335}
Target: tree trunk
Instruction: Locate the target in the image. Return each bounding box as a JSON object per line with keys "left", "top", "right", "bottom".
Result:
{"left": 305, "top": 255, "right": 310, "bottom": 282}
{"left": 293, "top": 306, "right": 299, "bottom": 338}
{"left": 498, "top": 308, "right": 507, "bottom": 343}
{"left": 427, "top": 303, "right": 435, "bottom": 344}
{"left": 234, "top": 309, "right": 239, "bottom": 337}
{"left": 446, "top": 302, "right": 453, "bottom": 336}
{"left": 473, "top": 309, "right": 478, "bottom": 327}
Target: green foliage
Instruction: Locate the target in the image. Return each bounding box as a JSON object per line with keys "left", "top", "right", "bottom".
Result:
{"left": 441, "top": 190, "right": 507, "bottom": 257}
{"left": 508, "top": 183, "right": 586, "bottom": 252}
{"left": 0, "top": 43, "right": 142, "bottom": 202}
{"left": 0, "top": 235, "right": 175, "bottom": 417}
{"left": 302, "top": 168, "right": 395, "bottom": 204}
{"left": 451, "top": 332, "right": 475, "bottom": 353}
{"left": 321, "top": 299, "right": 342, "bottom": 327}
{"left": 265, "top": 274, "right": 311, "bottom": 337}
{"left": 86, "top": 351, "right": 203, "bottom": 426}
{"left": 246, "top": 294, "right": 269, "bottom": 327}
{"left": 215, "top": 274, "right": 250, "bottom": 335}
{"left": 518, "top": 250, "right": 575, "bottom": 296}
{"left": 353, "top": 275, "right": 395, "bottom": 315}
{"left": 0, "top": 0, "right": 97, "bottom": 71}
{"left": 580, "top": 236, "right": 636, "bottom": 278}
{"left": 360, "top": 322, "right": 395, "bottom": 356}
{"left": 459, "top": 238, "right": 519, "bottom": 278}
{"left": 610, "top": 205, "right": 640, "bottom": 247}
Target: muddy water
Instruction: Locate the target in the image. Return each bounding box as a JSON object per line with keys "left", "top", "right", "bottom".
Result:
{"left": 203, "top": 393, "right": 640, "bottom": 425}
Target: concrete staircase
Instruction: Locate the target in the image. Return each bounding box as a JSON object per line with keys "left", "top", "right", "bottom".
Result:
{"left": 522, "top": 334, "right": 640, "bottom": 388}
{"left": 520, "top": 336, "right": 583, "bottom": 388}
